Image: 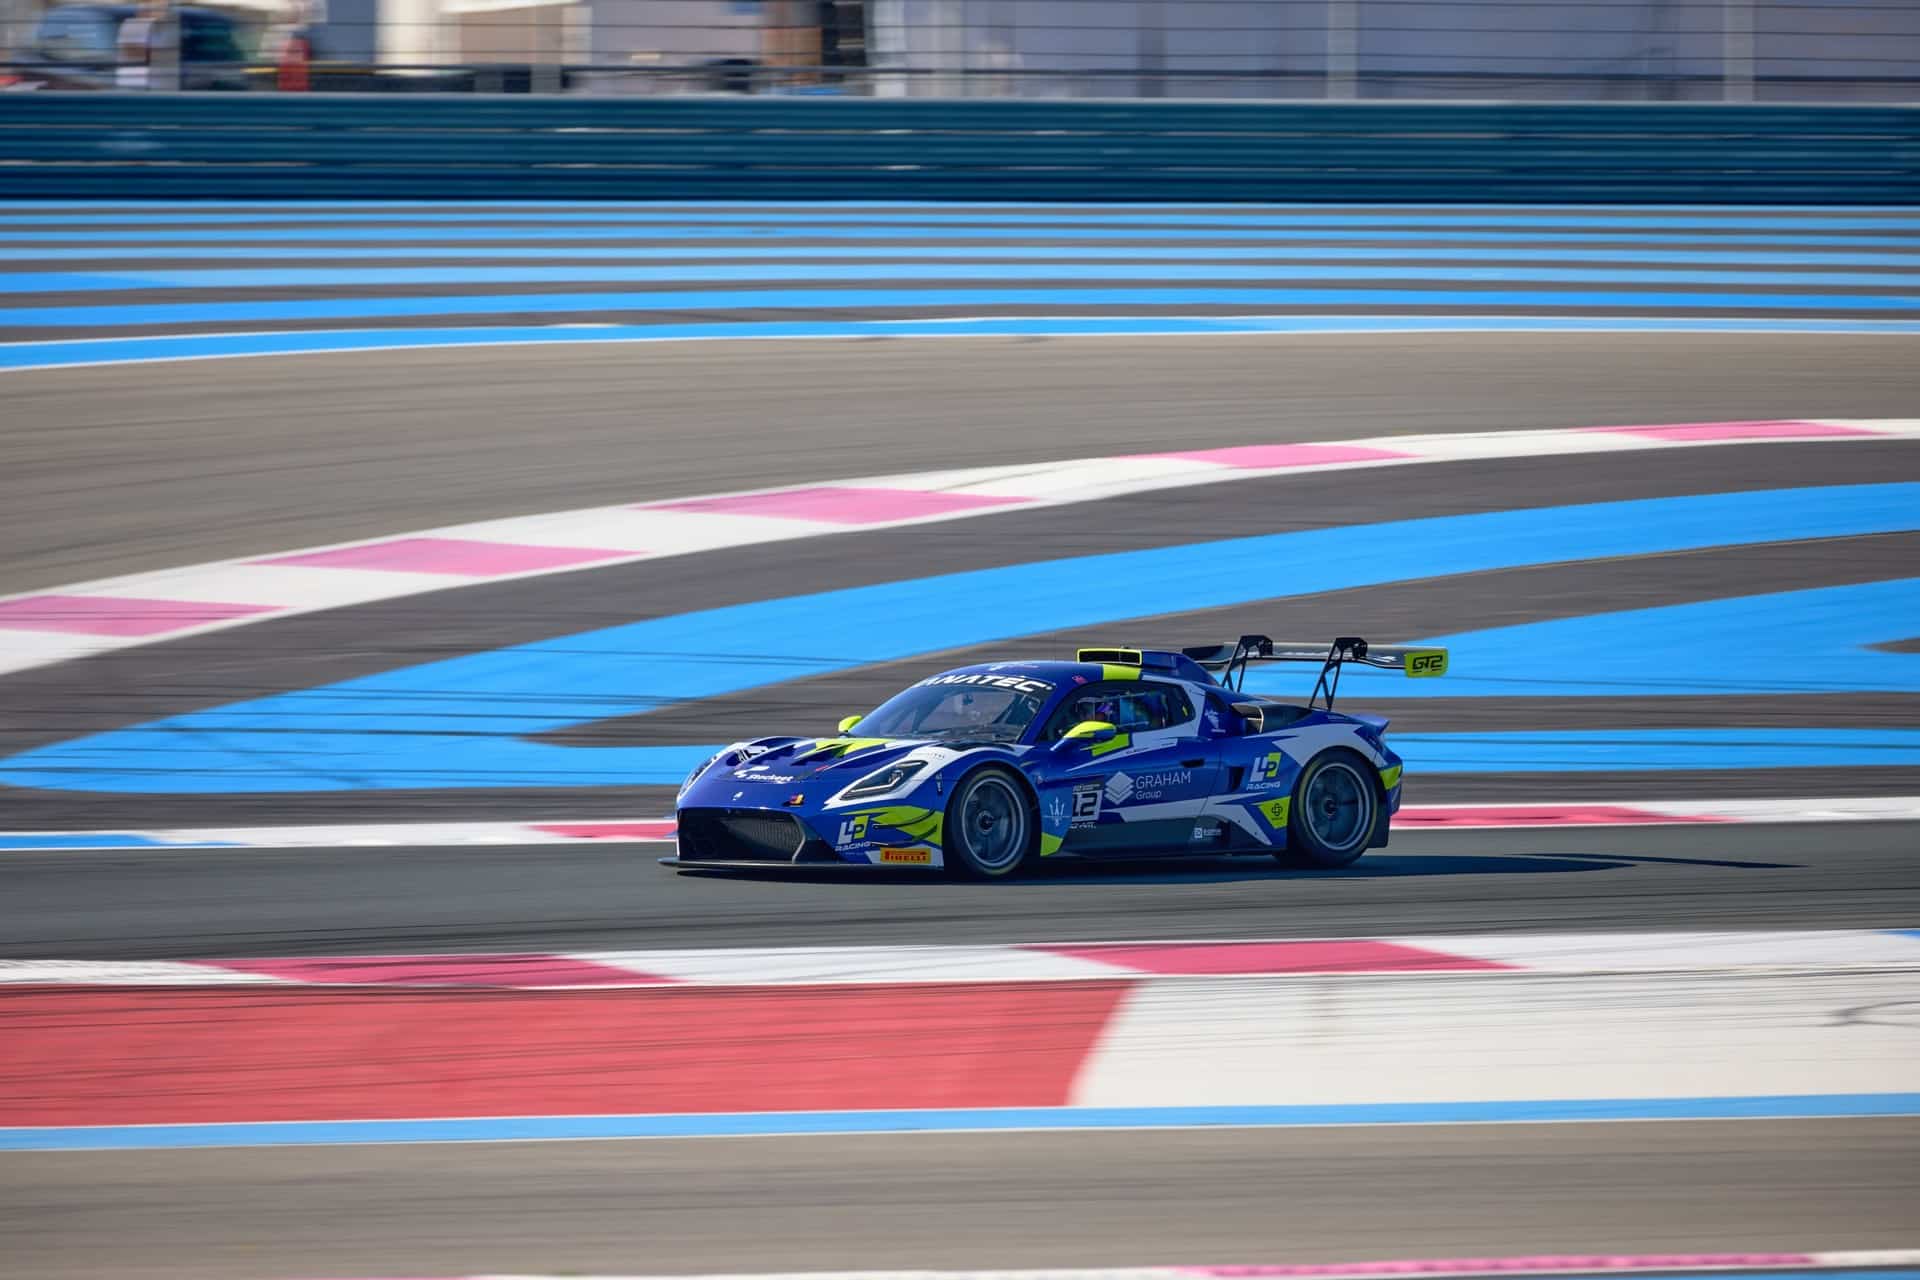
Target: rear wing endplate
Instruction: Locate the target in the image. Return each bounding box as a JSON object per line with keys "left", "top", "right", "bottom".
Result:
{"left": 1182, "top": 634, "right": 1447, "bottom": 709}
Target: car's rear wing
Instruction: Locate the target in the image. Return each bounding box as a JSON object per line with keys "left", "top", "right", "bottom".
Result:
{"left": 1182, "top": 634, "right": 1447, "bottom": 709}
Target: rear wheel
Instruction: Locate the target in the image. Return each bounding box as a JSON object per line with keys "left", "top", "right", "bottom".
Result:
{"left": 1279, "top": 749, "right": 1379, "bottom": 869}
{"left": 945, "top": 767, "right": 1034, "bottom": 879}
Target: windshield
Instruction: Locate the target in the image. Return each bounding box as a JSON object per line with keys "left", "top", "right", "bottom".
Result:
{"left": 855, "top": 682, "right": 1046, "bottom": 741}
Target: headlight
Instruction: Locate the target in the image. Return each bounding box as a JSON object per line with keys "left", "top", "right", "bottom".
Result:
{"left": 840, "top": 759, "right": 927, "bottom": 800}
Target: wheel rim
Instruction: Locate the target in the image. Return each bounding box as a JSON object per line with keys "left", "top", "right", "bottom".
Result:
{"left": 960, "top": 775, "right": 1027, "bottom": 871}
{"left": 1304, "top": 760, "right": 1373, "bottom": 854}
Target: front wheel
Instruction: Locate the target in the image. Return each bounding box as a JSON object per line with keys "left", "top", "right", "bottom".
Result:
{"left": 1279, "top": 749, "right": 1379, "bottom": 869}
{"left": 945, "top": 766, "right": 1035, "bottom": 879}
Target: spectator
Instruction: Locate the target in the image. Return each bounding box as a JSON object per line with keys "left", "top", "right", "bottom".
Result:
{"left": 115, "top": 0, "right": 175, "bottom": 89}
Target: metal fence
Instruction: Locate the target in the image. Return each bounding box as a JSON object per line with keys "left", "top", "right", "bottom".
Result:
{"left": 5, "top": 92, "right": 1916, "bottom": 202}
{"left": 3, "top": 0, "right": 1917, "bottom": 100}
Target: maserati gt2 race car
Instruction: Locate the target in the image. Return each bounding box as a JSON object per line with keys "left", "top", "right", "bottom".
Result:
{"left": 666, "top": 635, "right": 1448, "bottom": 877}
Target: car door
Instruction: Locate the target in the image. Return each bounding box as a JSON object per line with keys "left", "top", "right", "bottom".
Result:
{"left": 1041, "top": 680, "right": 1220, "bottom": 854}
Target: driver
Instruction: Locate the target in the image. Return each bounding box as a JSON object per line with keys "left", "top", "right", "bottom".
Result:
{"left": 954, "top": 691, "right": 996, "bottom": 725}
{"left": 952, "top": 689, "right": 1042, "bottom": 729}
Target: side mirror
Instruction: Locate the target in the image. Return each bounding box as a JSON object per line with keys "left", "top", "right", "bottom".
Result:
{"left": 1052, "top": 719, "right": 1118, "bottom": 751}
{"left": 1231, "top": 702, "right": 1265, "bottom": 733}
{"left": 837, "top": 714, "right": 863, "bottom": 734}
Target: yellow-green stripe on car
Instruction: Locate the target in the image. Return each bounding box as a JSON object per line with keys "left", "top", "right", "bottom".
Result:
{"left": 794, "top": 737, "right": 892, "bottom": 762}
{"left": 844, "top": 805, "right": 944, "bottom": 845}
{"left": 1379, "top": 764, "right": 1403, "bottom": 790}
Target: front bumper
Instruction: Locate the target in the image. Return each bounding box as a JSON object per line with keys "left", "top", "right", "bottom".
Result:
{"left": 669, "top": 805, "right": 945, "bottom": 869}
{"left": 658, "top": 855, "right": 901, "bottom": 870}
{"left": 674, "top": 808, "right": 841, "bottom": 865}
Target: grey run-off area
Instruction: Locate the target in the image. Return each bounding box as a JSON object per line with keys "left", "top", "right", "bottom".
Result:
{"left": 3, "top": 1119, "right": 1916, "bottom": 1280}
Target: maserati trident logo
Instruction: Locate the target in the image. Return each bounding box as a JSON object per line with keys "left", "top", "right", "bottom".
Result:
{"left": 1104, "top": 771, "right": 1135, "bottom": 805}
{"left": 1045, "top": 794, "right": 1069, "bottom": 826}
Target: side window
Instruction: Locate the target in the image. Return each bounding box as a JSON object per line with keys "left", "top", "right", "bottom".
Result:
{"left": 1042, "top": 685, "right": 1117, "bottom": 741}
{"left": 1125, "top": 682, "right": 1194, "bottom": 733}
{"left": 1043, "top": 681, "right": 1194, "bottom": 740}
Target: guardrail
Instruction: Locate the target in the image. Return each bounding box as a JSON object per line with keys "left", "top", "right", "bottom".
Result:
{"left": 2, "top": 94, "right": 1915, "bottom": 202}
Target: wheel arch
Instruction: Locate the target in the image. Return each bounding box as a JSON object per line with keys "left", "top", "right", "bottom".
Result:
{"left": 1288, "top": 744, "right": 1390, "bottom": 865}
{"left": 942, "top": 757, "right": 1044, "bottom": 869}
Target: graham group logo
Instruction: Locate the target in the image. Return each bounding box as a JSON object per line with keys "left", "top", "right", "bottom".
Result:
{"left": 1103, "top": 771, "right": 1135, "bottom": 805}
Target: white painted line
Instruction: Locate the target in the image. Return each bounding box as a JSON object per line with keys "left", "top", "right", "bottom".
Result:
{"left": 1643, "top": 796, "right": 1920, "bottom": 823}
{"left": 1396, "top": 930, "right": 1920, "bottom": 974}
{"left": 355, "top": 1248, "right": 1920, "bottom": 1280}
{"left": 5, "top": 932, "right": 1919, "bottom": 989}
{"left": 1074, "top": 970, "right": 1920, "bottom": 1108}
{"left": 581, "top": 945, "right": 1135, "bottom": 986}
{"left": 2, "top": 797, "right": 1913, "bottom": 855}
{"left": 0, "top": 960, "right": 275, "bottom": 986}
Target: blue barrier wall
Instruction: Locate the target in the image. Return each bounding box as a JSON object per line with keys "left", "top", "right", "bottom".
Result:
{"left": 2, "top": 94, "right": 1915, "bottom": 203}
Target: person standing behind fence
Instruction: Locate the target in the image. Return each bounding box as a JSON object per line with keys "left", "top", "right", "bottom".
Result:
{"left": 267, "top": 0, "right": 313, "bottom": 91}
{"left": 116, "top": 0, "right": 176, "bottom": 90}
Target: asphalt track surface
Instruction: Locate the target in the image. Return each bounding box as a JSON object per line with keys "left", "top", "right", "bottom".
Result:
{"left": 7, "top": 334, "right": 1919, "bottom": 593}
{"left": 4, "top": 208, "right": 1920, "bottom": 1276}
{"left": 5, "top": 1120, "right": 1916, "bottom": 1280}
{"left": 4, "top": 351, "right": 1920, "bottom": 825}
{"left": 0, "top": 823, "right": 1913, "bottom": 958}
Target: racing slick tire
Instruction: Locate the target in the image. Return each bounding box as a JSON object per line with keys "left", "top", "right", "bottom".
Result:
{"left": 944, "top": 765, "right": 1036, "bottom": 880}
{"left": 1277, "top": 748, "right": 1380, "bottom": 869}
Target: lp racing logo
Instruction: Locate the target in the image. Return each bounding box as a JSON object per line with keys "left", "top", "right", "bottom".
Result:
{"left": 1249, "top": 751, "right": 1288, "bottom": 789}
{"left": 835, "top": 814, "right": 870, "bottom": 849}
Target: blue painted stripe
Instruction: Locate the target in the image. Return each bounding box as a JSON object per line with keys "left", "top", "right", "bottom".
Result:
{"left": 0, "top": 832, "right": 182, "bottom": 850}
{"left": 3, "top": 1093, "right": 1916, "bottom": 1151}
{"left": 1398, "top": 729, "right": 1920, "bottom": 772}
{"left": 1261, "top": 579, "right": 1920, "bottom": 700}
{"left": 7, "top": 245, "right": 1920, "bottom": 267}
{"left": 11, "top": 262, "right": 1920, "bottom": 294}
{"left": 6, "top": 485, "right": 1914, "bottom": 794}
{"left": 9, "top": 315, "right": 1920, "bottom": 372}
{"left": 6, "top": 211, "right": 1918, "bottom": 229}
{"left": 6, "top": 286, "right": 1919, "bottom": 330}
{"left": 8, "top": 199, "right": 1916, "bottom": 210}
{"left": 6, "top": 226, "right": 1919, "bottom": 248}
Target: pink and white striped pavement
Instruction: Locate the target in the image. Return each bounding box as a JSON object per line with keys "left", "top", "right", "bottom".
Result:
{"left": 1, "top": 418, "right": 1912, "bottom": 677}
{"left": 7, "top": 930, "right": 1920, "bottom": 988}
{"left": 4, "top": 935, "right": 1915, "bottom": 1141}
{"left": 4, "top": 794, "right": 1915, "bottom": 854}
{"left": 313, "top": 1253, "right": 1920, "bottom": 1280}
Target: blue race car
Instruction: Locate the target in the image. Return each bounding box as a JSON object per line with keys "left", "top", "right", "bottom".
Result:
{"left": 665, "top": 635, "right": 1447, "bottom": 878}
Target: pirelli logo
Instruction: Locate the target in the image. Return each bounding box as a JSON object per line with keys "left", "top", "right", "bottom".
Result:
{"left": 1405, "top": 649, "right": 1449, "bottom": 678}
{"left": 879, "top": 847, "right": 933, "bottom": 865}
